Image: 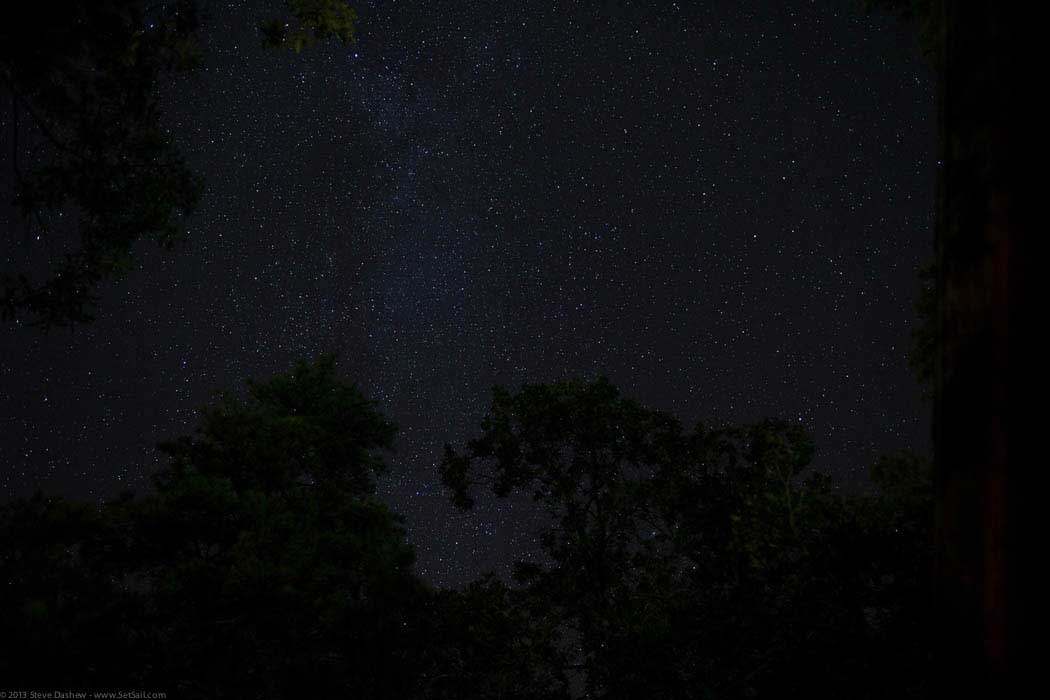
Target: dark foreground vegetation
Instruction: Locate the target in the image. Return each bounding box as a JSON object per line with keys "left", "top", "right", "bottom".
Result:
{"left": 5, "top": 0, "right": 1033, "bottom": 694}
{"left": 1, "top": 356, "right": 932, "bottom": 698}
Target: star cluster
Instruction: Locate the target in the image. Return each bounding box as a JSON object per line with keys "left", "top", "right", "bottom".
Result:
{"left": 0, "top": 1, "right": 935, "bottom": 585}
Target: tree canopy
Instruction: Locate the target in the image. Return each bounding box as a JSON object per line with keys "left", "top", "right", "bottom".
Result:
{"left": 1, "top": 1, "right": 202, "bottom": 325}
{"left": 444, "top": 378, "right": 931, "bottom": 699}
{"left": 1, "top": 0, "right": 359, "bottom": 327}
{"left": 1, "top": 361, "right": 932, "bottom": 697}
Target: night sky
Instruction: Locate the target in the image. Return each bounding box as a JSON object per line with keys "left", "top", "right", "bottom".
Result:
{"left": 1, "top": 0, "right": 935, "bottom": 586}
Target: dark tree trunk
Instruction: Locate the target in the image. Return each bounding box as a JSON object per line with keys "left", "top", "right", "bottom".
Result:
{"left": 934, "top": 2, "right": 1034, "bottom": 694}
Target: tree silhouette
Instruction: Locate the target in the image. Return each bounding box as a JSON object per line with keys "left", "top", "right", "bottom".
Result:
{"left": 2, "top": 357, "right": 419, "bottom": 696}
{"left": 1, "top": 1, "right": 359, "bottom": 327}
{"left": 1, "top": 1, "right": 202, "bottom": 326}
{"left": 443, "top": 379, "right": 933, "bottom": 698}
{"left": 260, "top": 0, "right": 359, "bottom": 53}
{"left": 0, "top": 357, "right": 583, "bottom": 698}
{"left": 2, "top": 365, "right": 934, "bottom": 697}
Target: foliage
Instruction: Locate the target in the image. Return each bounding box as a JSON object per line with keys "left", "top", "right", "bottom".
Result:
{"left": 413, "top": 577, "right": 572, "bottom": 700}
{"left": 864, "top": 0, "right": 941, "bottom": 60}
{"left": 1, "top": 366, "right": 932, "bottom": 697}
{"left": 0, "top": 493, "right": 125, "bottom": 685}
{"left": 444, "top": 379, "right": 933, "bottom": 699}
{"left": 2, "top": 1, "right": 359, "bottom": 327}
{"left": 1, "top": 0, "right": 203, "bottom": 326}
{"left": 261, "top": 0, "right": 359, "bottom": 53}
{"left": 1, "top": 357, "right": 419, "bottom": 696}
{"left": 157, "top": 354, "right": 396, "bottom": 494}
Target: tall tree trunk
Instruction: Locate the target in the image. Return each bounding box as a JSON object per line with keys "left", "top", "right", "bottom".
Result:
{"left": 934, "top": 1, "right": 1033, "bottom": 693}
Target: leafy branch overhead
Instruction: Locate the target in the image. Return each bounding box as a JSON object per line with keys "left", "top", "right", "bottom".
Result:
{"left": 261, "top": 0, "right": 359, "bottom": 53}
{"left": 1, "top": 1, "right": 203, "bottom": 326}
{"left": 2, "top": 1, "right": 359, "bottom": 328}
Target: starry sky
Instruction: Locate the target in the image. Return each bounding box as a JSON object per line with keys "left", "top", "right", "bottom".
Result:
{"left": 1, "top": 0, "right": 935, "bottom": 585}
